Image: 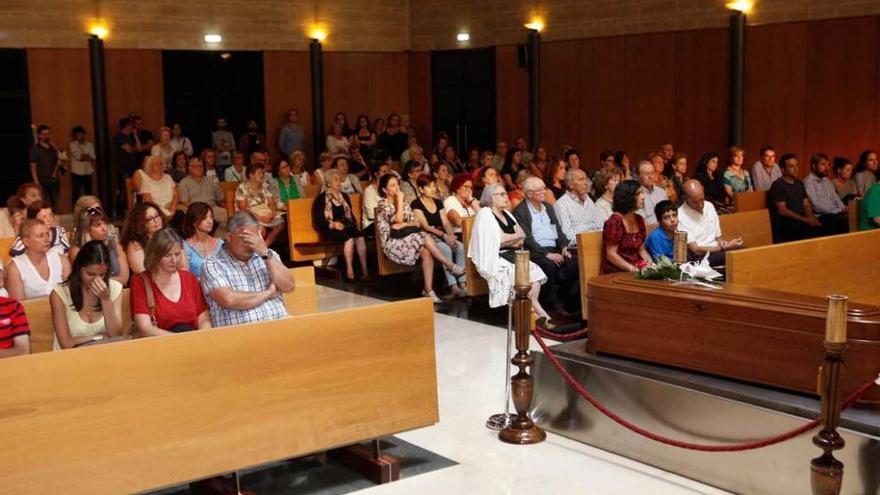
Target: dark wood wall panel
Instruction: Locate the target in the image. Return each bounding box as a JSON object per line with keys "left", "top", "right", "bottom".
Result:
{"left": 539, "top": 40, "right": 584, "bottom": 156}
{"left": 407, "top": 51, "right": 433, "bottom": 146}
{"left": 27, "top": 48, "right": 93, "bottom": 212}
{"left": 674, "top": 29, "right": 729, "bottom": 172}
{"left": 743, "top": 23, "right": 808, "bottom": 166}
{"left": 624, "top": 33, "right": 677, "bottom": 162}
{"left": 579, "top": 37, "right": 628, "bottom": 168}
{"left": 804, "top": 17, "right": 878, "bottom": 165}
{"left": 324, "top": 52, "right": 409, "bottom": 139}
{"left": 495, "top": 45, "right": 529, "bottom": 148}
{"left": 105, "top": 50, "right": 165, "bottom": 138}
{"left": 263, "top": 50, "right": 311, "bottom": 161}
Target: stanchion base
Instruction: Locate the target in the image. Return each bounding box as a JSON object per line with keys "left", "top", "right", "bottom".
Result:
{"left": 485, "top": 413, "right": 516, "bottom": 431}
{"left": 499, "top": 423, "right": 547, "bottom": 444}
{"left": 810, "top": 456, "right": 844, "bottom": 495}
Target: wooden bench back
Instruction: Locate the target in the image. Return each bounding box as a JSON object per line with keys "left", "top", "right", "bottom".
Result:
{"left": 461, "top": 215, "right": 489, "bottom": 297}
{"left": 849, "top": 196, "right": 862, "bottom": 232}
{"left": 719, "top": 209, "right": 773, "bottom": 248}
{"left": 733, "top": 190, "right": 767, "bottom": 212}
{"left": 579, "top": 209, "right": 774, "bottom": 317}
{"left": 218, "top": 181, "right": 239, "bottom": 215}
{"left": 24, "top": 267, "right": 317, "bottom": 354}
{"left": 287, "top": 195, "right": 362, "bottom": 262}
{"left": 0, "top": 236, "right": 14, "bottom": 265}
{"left": 302, "top": 184, "right": 322, "bottom": 198}
{"left": 726, "top": 229, "right": 880, "bottom": 306}
{"left": 0, "top": 298, "right": 438, "bottom": 494}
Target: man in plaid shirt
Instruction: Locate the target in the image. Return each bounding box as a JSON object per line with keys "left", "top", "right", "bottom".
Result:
{"left": 201, "top": 212, "right": 295, "bottom": 327}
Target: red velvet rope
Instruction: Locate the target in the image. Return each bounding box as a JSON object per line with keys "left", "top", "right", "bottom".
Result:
{"left": 534, "top": 326, "right": 590, "bottom": 341}
{"left": 532, "top": 328, "right": 878, "bottom": 452}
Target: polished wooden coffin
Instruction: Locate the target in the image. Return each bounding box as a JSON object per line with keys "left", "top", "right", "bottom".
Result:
{"left": 587, "top": 274, "right": 880, "bottom": 405}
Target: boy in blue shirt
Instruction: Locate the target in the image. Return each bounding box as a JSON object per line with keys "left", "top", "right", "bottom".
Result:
{"left": 645, "top": 200, "right": 678, "bottom": 260}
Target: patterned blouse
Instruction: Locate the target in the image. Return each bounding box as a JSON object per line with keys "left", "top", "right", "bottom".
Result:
{"left": 723, "top": 168, "right": 753, "bottom": 193}
{"left": 600, "top": 213, "right": 647, "bottom": 274}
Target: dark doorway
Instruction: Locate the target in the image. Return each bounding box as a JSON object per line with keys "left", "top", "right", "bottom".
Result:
{"left": 0, "top": 49, "right": 33, "bottom": 200}
{"left": 162, "top": 50, "right": 265, "bottom": 154}
{"left": 432, "top": 47, "right": 496, "bottom": 155}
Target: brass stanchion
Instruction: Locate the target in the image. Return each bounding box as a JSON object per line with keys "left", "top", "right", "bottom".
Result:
{"left": 500, "top": 250, "right": 546, "bottom": 444}
{"left": 810, "top": 295, "right": 848, "bottom": 495}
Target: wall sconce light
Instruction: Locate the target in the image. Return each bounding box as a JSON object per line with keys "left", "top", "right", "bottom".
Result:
{"left": 87, "top": 20, "right": 109, "bottom": 39}
{"left": 204, "top": 33, "right": 223, "bottom": 44}
{"left": 524, "top": 18, "right": 544, "bottom": 32}
{"left": 726, "top": 0, "right": 753, "bottom": 13}
{"left": 457, "top": 33, "right": 470, "bottom": 42}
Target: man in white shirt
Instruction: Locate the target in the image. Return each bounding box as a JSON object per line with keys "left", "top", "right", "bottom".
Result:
{"left": 554, "top": 168, "right": 599, "bottom": 246}
{"left": 69, "top": 126, "right": 95, "bottom": 202}
{"left": 677, "top": 180, "right": 743, "bottom": 266}
{"left": 636, "top": 161, "right": 668, "bottom": 224}
{"left": 750, "top": 145, "right": 781, "bottom": 192}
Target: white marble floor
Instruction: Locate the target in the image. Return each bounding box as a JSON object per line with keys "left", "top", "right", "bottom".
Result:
{"left": 318, "top": 287, "right": 730, "bottom": 495}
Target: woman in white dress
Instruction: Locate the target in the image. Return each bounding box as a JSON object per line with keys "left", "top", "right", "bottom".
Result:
{"left": 6, "top": 219, "right": 71, "bottom": 300}
{"left": 467, "top": 183, "right": 552, "bottom": 328}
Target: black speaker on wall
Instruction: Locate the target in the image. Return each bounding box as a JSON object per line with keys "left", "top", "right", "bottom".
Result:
{"left": 517, "top": 44, "right": 529, "bottom": 69}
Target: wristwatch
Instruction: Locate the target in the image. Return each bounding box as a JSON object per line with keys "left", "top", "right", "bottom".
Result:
{"left": 258, "top": 250, "right": 272, "bottom": 261}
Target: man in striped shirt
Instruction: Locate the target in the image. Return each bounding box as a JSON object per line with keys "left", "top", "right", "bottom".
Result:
{"left": 0, "top": 297, "right": 30, "bottom": 357}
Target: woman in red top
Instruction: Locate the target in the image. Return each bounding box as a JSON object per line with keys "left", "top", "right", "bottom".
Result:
{"left": 130, "top": 228, "right": 211, "bottom": 335}
{"left": 600, "top": 180, "right": 652, "bottom": 274}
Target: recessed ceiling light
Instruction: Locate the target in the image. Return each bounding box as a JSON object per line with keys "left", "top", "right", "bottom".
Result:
{"left": 204, "top": 33, "right": 222, "bottom": 43}
{"left": 457, "top": 33, "right": 470, "bottom": 42}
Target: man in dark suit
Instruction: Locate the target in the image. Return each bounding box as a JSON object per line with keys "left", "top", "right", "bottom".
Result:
{"left": 513, "top": 177, "right": 580, "bottom": 315}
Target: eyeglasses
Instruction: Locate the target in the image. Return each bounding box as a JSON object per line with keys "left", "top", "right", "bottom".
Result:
{"left": 145, "top": 214, "right": 162, "bottom": 223}
{"left": 85, "top": 206, "right": 103, "bottom": 215}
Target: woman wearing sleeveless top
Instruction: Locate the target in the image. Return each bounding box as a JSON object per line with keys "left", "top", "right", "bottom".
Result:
{"left": 51, "top": 241, "right": 123, "bottom": 349}
{"left": 6, "top": 219, "right": 71, "bottom": 300}
{"left": 182, "top": 202, "right": 224, "bottom": 276}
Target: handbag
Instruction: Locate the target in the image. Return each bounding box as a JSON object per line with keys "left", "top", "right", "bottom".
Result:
{"left": 128, "top": 272, "right": 157, "bottom": 338}
{"left": 390, "top": 225, "right": 421, "bottom": 239}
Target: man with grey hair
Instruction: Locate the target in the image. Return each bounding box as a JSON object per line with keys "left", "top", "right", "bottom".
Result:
{"left": 637, "top": 160, "right": 668, "bottom": 224}
{"left": 200, "top": 212, "right": 295, "bottom": 327}
{"left": 513, "top": 177, "right": 579, "bottom": 315}
{"left": 554, "top": 168, "right": 600, "bottom": 245}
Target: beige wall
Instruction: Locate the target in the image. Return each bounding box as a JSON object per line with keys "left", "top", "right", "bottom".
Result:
{"left": 409, "top": 0, "right": 880, "bottom": 50}
{"left": 0, "top": 0, "right": 409, "bottom": 51}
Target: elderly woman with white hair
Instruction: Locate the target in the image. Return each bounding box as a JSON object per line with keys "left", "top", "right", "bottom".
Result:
{"left": 467, "top": 183, "right": 554, "bottom": 328}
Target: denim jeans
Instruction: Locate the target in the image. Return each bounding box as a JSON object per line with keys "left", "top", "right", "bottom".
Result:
{"left": 436, "top": 238, "right": 466, "bottom": 287}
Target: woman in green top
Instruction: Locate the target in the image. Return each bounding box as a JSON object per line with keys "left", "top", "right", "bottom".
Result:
{"left": 275, "top": 159, "right": 301, "bottom": 212}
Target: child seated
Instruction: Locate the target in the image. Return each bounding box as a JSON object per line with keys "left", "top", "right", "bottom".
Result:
{"left": 645, "top": 200, "right": 678, "bottom": 261}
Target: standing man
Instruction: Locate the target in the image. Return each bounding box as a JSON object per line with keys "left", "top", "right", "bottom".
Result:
{"left": 278, "top": 109, "right": 305, "bottom": 158}
{"left": 69, "top": 126, "right": 95, "bottom": 202}
{"left": 131, "top": 115, "right": 154, "bottom": 165}
{"left": 114, "top": 117, "right": 139, "bottom": 178}
{"left": 212, "top": 117, "right": 235, "bottom": 170}
{"left": 29, "top": 124, "right": 67, "bottom": 209}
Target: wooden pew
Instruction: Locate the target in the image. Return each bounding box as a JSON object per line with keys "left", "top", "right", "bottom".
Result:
{"left": 579, "top": 209, "right": 774, "bottom": 318}
{"left": 0, "top": 298, "right": 438, "bottom": 494}
{"left": 849, "top": 196, "right": 862, "bottom": 232}
{"left": 24, "top": 267, "right": 317, "bottom": 354}
{"left": 287, "top": 195, "right": 362, "bottom": 262}
{"left": 726, "top": 229, "right": 880, "bottom": 306}
{"left": 733, "top": 190, "right": 766, "bottom": 212}
{"left": 218, "top": 181, "right": 238, "bottom": 216}
{"left": 0, "top": 236, "right": 14, "bottom": 264}
{"left": 461, "top": 216, "right": 488, "bottom": 297}
{"left": 302, "top": 184, "right": 322, "bottom": 198}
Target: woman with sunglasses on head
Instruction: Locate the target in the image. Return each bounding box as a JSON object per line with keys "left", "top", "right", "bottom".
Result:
{"left": 70, "top": 206, "right": 129, "bottom": 286}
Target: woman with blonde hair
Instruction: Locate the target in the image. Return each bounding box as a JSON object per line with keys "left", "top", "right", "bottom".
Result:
{"left": 150, "top": 126, "right": 174, "bottom": 171}
{"left": 722, "top": 145, "right": 753, "bottom": 200}
{"left": 130, "top": 228, "right": 210, "bottom": 336}
{"left": 139, "top": 155, "right": 178, "bottom": 216}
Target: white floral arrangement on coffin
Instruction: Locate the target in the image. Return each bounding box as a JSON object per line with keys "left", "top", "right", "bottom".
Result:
{"left": 679, "top": 252, "right": 723, "bottom": 281}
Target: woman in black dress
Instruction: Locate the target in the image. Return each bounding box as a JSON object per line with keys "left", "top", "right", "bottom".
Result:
{"left": 311, "top": 169, "right": 369, "bottom": 280}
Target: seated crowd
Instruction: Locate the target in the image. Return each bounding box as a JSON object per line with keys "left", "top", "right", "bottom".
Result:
{"left": 1, "top": 111, "right": 878, "bottom": 353}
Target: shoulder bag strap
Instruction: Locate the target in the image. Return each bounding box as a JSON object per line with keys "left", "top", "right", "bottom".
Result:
{"left": 139, "top": 272, "right": 157, "bottom": 325}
